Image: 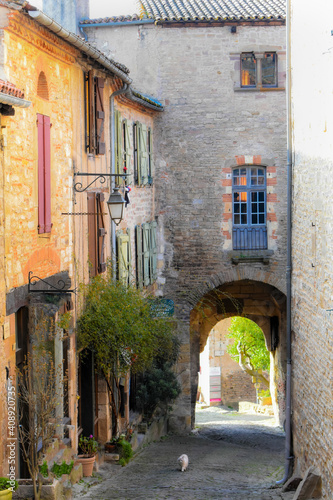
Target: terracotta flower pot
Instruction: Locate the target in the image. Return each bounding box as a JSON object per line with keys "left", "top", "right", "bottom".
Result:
{"left": 0, "top": 489, "right": 13, "bottom": 500}
{"left": 76, "top": 455, "right": 96, "bottom": 477}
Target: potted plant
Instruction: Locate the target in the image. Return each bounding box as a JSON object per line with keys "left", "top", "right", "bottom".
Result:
{"left": 76, "top": 435, "right": 98, "bottom": 477}
{"left": 0, "top": 477, "right": 18, "bottom": 500}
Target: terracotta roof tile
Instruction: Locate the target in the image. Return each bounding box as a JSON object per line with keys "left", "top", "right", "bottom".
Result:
{"left": 0, "top": 80, "right": 25, "bottom": 99}
{"left": 139, "top": 0, "right": 285, "bottom": 22}
{"left": 80, "top": 14, "right": 143, "bottom": 25}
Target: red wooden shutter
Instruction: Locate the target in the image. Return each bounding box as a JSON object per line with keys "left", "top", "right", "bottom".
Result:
{"left": 37, "top": 114, "right": 45, "bottom": 234}
{"left": 97, "top": 193, "right": 107, "bottom": 273}
{"left": 87, "top": 192, "right": 98, "bottom": 276}
{"left": 37, "top": 113, "right": 51, "bottom": 234}
{"left": 95, "top": 77, "right": 105, "bottom": 155}
{"left": 43, "top": 115, "right": 52, "bottom": 232}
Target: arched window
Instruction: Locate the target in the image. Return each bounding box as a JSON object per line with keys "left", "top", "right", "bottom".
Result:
{"left": 37, "top": 71, "right": 49, "bottom": 100}
{"left": 232, "top": 166, "right": 267, "bottom": 250}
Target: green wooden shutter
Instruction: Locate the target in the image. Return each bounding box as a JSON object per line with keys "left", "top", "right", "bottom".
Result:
{"left": 137, "top": 122, "right": 149, "bottom": 186}
{"left": 150, "top": 221, "right": 157, "bottom": 283}
{"left": 148, "top": 127, "right": 153, "bottom": 184}
{"left": 123, "top": 119, "right": 132, "bottom": 178}
{"left": 115, "top": 110, "right": 122, "bottom": 181}
{"left": 142, "top": 222, "right": 150, "bottom": 286}
{"left": 117, "top": 231, "right": 129, "bottom": 284}
{"left": 135, "top": 225, "right": 143, "bottom": 289}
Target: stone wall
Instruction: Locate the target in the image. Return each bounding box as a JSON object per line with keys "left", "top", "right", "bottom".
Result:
{"left": 290, "top": 0, "right": 333, "bottom": 495}
{"left": 86, "top": 20, "right": 288, "bottom": 432}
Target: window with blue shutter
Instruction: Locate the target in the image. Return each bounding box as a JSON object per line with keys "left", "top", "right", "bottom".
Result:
{"left": 232, "top": 166, "right": 267, "bottom": 250}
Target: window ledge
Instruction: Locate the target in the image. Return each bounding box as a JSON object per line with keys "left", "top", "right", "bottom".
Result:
{"left": 228, "top": 249, "right": 274, "bottom": 265}
{"left": 234, "top": 86, "right": 285, "bottom": 92}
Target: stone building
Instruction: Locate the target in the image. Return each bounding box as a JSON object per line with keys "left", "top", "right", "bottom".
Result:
{"left": 0, "top": 0, "right": 162, "bottom": 478}
{"left": 80, "top": 0, "right": 288, "bottom": 431}
{"left": 199, "top": 318, "right": 257, "bottom": 408}
{"left": 288, "top": 0, "right": 333, "bottom": 496}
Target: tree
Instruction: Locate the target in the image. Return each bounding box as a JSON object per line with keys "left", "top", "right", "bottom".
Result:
{"left": 77, "top": 271, "right": 179, "bottom": 433}
{"left": 227, "top": 316, "right": 270, "bottom": 388}
{"left": 17, "top": 314, "right": 66, "bottom": 500}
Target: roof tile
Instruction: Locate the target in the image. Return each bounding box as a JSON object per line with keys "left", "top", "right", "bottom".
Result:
{"left": 139, "top": 0, "right": 285, "bottom": 22}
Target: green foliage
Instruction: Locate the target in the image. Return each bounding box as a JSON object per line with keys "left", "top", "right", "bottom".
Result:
{"left": 79, "top": 435, "right": 98, "bottom": 457}
{"left": 39, "top": 461, "right": 49, "bottom": 478}
{"left": 77, "top": 272, "right": 178, "bottom": 377}
{"left": 117, "top": 440, "right": 133, "bottom": 465}
{"left": 259, "top": 389, "right": 271, "bottom": 398}
{"left": 50, "top": 460, "right": 74, "bottom": 478}
{"left": 135, "top": 361, "right": 181, "bottom": 419}
{"left": 0, "top": 477, "right": 18, "bottom": 491}
{"left": 227, "top": 316, "right": 270, "bottom": 371}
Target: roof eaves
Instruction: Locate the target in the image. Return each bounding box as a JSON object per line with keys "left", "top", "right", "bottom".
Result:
{"left": 128, "top": 89, "right": 164, "bottom": 111}
{"left": 27, "top": 10, "right": 132, "bottom": 84}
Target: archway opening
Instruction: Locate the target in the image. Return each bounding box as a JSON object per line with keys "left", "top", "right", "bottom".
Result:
{"left": 189, "top": 279, "right": 287, "bottom": 430}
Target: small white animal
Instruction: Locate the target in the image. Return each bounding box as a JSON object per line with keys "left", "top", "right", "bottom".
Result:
{"left": 177, "top": 454, "right": 189, "bottom": 472}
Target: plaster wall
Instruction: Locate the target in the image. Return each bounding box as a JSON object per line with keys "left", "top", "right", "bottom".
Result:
{"left": 290, "top": 1, "right": 333, "bottom": 496}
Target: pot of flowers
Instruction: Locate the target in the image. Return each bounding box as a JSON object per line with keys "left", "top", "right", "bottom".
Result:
{"left": 0, "top": 477, "right": 18, "bottom": 500}
{"left": 76, "top": 435, "right": 98, "bottom": 477}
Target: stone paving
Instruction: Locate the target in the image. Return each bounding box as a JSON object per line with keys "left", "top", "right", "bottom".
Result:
{"left": 72, "top": 406, "right": 295, "bottom": 500}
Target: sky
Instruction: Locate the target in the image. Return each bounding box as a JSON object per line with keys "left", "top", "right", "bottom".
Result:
{"left": 32, "top": 0, "right": 141, "bottom": 19}
{"left": 90, "top": 0, "right": 140, "bottom": 18}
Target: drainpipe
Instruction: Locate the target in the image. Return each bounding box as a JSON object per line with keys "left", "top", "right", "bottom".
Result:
{"left": 110, "top": 84, "right": 130, "bottom": 276}
{"left": 276, "top": 0, "right": 293, "bottom": 485}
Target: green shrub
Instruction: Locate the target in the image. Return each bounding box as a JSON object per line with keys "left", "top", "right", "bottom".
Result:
{"left": 0, "top": 477, "right": 18, "bottom": 491}
{"left": 118, "top": 439, "right": 133, "bottom": 465}
{"left": 50, "top": 460, "right": 74, "bottom": 478}
{"left": 40, "top": 461, "right": 49, "bottom": 478}
{"left": 135, "top": 362, "right": 181, "bottom": 419}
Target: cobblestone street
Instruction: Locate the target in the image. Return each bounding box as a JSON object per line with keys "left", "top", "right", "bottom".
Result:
{"left": 72, "top": 407, "right": 295, "bottom": 500}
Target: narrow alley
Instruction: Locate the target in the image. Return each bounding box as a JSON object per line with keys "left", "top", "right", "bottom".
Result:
{"left": 72, "top": 407, "right": 294, "bottom": 500}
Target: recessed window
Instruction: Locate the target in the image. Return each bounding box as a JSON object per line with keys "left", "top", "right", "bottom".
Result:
{"left": 37, "top": 71, "right": 49, "bottom": 100}
{"left": 232, "top": 166, "right": 267, "bottom": 250}
{"left": 241, "top": 52, "right": 277, "bottom": 88}
{"left": 262, "top": 53, "right": 277, "bottom": 87}
{"left": 241, "top": 53, "right": 256, "bottom": 87}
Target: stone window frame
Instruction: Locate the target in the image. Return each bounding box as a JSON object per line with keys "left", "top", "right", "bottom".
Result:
{"left": 231, "top": 48, "right": 285, "bottom": 92}
{"left": 240, "top": 52, "right": 277, "bottom": 89}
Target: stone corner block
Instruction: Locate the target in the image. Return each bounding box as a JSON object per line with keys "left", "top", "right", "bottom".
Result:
{"left": 293, "top": 466, "right": 321, "bottom": 500}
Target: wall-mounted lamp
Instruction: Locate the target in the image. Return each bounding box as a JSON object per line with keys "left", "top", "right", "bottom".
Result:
{"left": 107, "top": 188, "right": 126, "bottom": 225}
{"left": 74, "top": 172, "right": 129, "bottom": 225}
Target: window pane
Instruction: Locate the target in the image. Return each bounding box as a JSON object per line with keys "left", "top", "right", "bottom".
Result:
{"left": 251, "top": 192, "right": 257, "bottom": 202}
{"left": 233, "top": 168, "right": 247, "bottom": 186}
{"left": 240, "top": 192, "right": 247, "bottom": 202}
{"left": 259, "top": 214, "right": 265, "bottom": 224}
{"left": 241, "top": 214, "right": 247, "bottom": 224}
{"left": 234, "top": 214, "right": 240, "bottom": 224}
{"left": 258, "top": 192, "right": 265, "bottom": 201}
{"left": 262, "top": 52, "right": 276, "bottom": 87}
{"left": 234, "top": 203, "right": 240, "bottom": 213}
{"left": 241, "top": 204, "right": 247, "bottom": 213}
{"left": 259, "top": 202, "right": 265, "bottom": 212}
{"left": 241, "top": 53, "right": 256, "bottom": 87}
{"left": 252, "top": 214, "right": 257, "bottom": 224}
